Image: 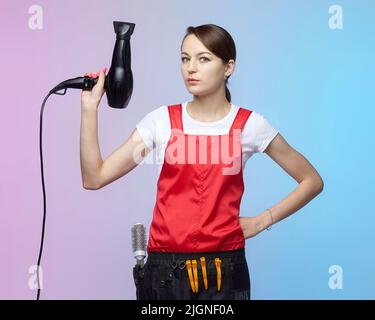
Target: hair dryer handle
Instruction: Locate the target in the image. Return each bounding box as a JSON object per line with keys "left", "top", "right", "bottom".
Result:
{"left": 49, "top": 76, "right": 98, "bottom": 94}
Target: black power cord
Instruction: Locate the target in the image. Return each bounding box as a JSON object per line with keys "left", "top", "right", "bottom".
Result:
{"left": 36, "top": 88, "right": 67, "bottom": 300}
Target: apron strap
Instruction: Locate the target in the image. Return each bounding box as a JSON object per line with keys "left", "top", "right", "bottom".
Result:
{"left": 167, "top": 104, "right": 184, "bottom": 132}
{"left": 229, "top": 108, "right": 252, "bottom": 134}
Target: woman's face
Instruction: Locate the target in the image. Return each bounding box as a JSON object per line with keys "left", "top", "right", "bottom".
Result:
{"left": 180, "top": 34, "right": 234, "bottom": 96}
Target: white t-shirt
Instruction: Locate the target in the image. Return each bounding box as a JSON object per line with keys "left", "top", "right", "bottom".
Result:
{"left": 135, "top": 101, "right": 279, "bottom": 176}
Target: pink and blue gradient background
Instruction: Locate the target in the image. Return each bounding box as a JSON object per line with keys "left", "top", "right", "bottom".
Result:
{"left": 1, "top": 0, "right": 374, "bottom": 299}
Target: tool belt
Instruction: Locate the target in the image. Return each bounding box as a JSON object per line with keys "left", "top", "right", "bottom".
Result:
{"left": 133, "top": 248, "right": 250, "bottom": 300}
{"left": 146, "top": 249, "right": 246, "bottom": 294}
{"left": 160, "top": 256, "right": 222, "bottom": 293}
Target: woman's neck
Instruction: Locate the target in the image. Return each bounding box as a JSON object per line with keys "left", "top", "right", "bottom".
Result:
{"left": 187, "top": 95, "right": 231, "bottom": 122}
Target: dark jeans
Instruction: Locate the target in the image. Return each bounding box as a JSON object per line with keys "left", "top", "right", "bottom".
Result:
{"left": 133, "top": 248, "right": 250, "bottom": 300}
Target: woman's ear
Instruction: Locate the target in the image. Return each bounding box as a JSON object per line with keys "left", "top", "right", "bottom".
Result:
{"left": 225, "top": 59, "right": 235, "bottom": 78}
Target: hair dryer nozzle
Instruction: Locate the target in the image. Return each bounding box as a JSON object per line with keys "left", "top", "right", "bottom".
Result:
{"left": 113, "top": 21, "right": 135, "bottom": 40}
{"left": 105, "top": 20, "right": 136, "bottom": 109}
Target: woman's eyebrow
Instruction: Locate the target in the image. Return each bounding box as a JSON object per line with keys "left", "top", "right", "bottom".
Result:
{"left": 181, "top": 51, "right": 212, "bottom": 56}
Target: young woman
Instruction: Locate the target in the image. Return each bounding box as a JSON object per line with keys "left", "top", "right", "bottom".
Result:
{"left": 80, "top": 24, "right": 324, "bottom": 300}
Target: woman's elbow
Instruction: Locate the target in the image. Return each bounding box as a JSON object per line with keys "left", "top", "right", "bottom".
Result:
{"left": 320, "top": 176, "right": 324, "bottom": 191}
{"left": 303, "top": 173, "right": 324, "bottom": 196}
{"left": 313, "top": 174, "right": 324, "bottom": 194}
{"left": 83, "top": 179, "right": 101, "bottom": 190}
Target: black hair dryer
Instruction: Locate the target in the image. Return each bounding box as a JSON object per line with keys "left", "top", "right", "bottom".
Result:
{"left": 49, "top": 21, "right": 136, "bottom": 109}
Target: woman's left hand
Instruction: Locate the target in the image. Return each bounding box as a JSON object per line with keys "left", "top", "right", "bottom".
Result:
{"left": 239, "top": 216, "right": 265, "bottom": 239}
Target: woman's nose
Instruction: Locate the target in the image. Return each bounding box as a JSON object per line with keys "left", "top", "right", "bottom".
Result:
{"left": 187, "top": 60, "right": 197, "bottom": 72}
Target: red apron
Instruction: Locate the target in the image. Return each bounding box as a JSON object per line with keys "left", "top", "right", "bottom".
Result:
{"left": 147, "top": 103, "right": 252, "bottom": 252}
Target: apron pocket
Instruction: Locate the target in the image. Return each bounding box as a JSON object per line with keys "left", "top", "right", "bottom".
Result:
{"left": 229, "top": 261, "right": 251, "bottom": 300}
{"left": 150, "top": 264, "right": 174, "bottom": 300}
{"left": 133, "top": 264, "right": 149, "bottom": 300}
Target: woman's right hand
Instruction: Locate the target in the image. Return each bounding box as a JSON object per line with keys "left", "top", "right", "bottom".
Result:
{"left": 81, "top": 67, "right": 107, "bottom": 111}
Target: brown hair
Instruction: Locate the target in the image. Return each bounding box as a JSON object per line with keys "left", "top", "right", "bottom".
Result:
{"left": 180, "top": 24, "right": 236, "bottom": 102}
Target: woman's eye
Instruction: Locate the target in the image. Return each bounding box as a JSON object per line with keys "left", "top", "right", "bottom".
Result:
{"left": 181, "top": 57, "right": 210, "bottom": 62}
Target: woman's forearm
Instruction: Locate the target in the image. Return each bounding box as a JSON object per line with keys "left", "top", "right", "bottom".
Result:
{"left": 80, "top": 108, "right": 103, "bottom": 189}
{"left": 257, "top": 176, "right": 324, "bottom": 232}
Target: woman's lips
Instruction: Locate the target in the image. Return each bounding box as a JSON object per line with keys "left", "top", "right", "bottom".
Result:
{"left": 188, "top": 79, "right": 199, "bottom": 85}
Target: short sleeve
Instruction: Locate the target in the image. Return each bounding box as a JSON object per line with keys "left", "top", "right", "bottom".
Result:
{"left": 135, "top": 110, "right": 156, "bottom": 151}
{"left": 135, "top": 105, "right": 169, "bottom": 151}
{"left": 241, "top": 111, "right": 279, "bottom": 159}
